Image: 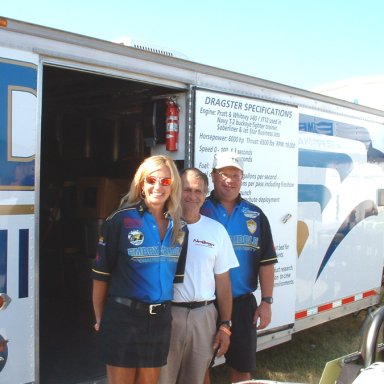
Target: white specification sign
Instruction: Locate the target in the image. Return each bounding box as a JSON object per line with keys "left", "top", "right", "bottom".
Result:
{"left": 194, "top": 89, "right": 299, "bottom": 329}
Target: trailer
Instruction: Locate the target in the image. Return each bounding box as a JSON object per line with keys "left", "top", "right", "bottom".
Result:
{"left": 0, "top": 16, "right": 383, "bottom": 384}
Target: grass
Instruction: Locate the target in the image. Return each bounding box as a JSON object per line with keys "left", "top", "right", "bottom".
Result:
{"left": 210, "top": 309, "right": 375, "bottom": 383}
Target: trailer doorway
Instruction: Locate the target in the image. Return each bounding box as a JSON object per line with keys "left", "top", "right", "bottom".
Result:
{"left": 39, "top": 65, "right": 185, "bottom": 383}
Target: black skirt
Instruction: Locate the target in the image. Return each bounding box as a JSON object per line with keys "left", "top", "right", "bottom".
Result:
{"left": 98, "top": 298, "right": 172, "bottom": 368}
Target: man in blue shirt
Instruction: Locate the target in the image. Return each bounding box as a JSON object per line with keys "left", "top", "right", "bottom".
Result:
{"left": 201, "top": 152, "right": 277, "bottom": 383}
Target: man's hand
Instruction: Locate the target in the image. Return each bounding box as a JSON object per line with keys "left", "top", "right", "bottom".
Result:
{"left": 212, "top": 327, "right": 231, "bottom": 357}
{"left": 253, "top": 301, "right": 272, "bottom": 330}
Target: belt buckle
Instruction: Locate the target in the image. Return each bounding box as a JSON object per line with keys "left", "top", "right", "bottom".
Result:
{"left": 149, "top": 303, "right": 162, "bottom": 315}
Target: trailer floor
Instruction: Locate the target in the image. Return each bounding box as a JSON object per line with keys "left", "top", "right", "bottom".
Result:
{"left": 40, "top": 297, "right": 106, "bottom": 384}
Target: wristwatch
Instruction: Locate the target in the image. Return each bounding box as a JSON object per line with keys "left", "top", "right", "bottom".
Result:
{"left": 218, "top": 320, "right": 232, "bottom": 328}
{"left": 261, "top": 297, "right": 273, "bottom": 304}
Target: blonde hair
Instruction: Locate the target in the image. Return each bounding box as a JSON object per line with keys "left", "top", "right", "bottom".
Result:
{"left": 120, "top": 155, "right": 182, "bottom": 244}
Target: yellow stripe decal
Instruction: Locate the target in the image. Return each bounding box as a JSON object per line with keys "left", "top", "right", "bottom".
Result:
{"left": 0, "top": 205, "right": 34, "bottom": 215}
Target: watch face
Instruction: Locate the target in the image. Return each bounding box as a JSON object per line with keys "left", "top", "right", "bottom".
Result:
{"left": 220, "top": 320, "right": 232, "bottom": 327}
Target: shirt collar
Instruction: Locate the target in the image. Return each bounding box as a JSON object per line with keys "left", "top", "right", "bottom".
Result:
{"left": 208, "top": 190, "right": 242, "bottom": 205}
{"left": 136, "top": 201, "right": 170, "bottom": 219}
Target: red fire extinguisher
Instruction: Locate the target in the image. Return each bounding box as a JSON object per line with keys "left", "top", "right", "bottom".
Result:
{"left": 165, "top": 97, "right": 179, "bottom": 151}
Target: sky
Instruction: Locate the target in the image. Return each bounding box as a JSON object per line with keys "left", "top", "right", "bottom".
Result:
{"left": 2, "top": 0, "right": 384, "bottom": 91}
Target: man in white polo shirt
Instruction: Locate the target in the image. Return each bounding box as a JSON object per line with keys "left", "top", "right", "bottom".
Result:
{"left": 159, "top": 167, "right": 239, "bottom": 384}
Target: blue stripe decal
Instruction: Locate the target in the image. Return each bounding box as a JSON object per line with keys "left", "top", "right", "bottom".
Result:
{"left": 298, "top": 184, "right": 331, "bottom": 212}
{"left": 0, "top": 230, "right": 7, "bottom": 293}
{"left": 19, "top": 229, "right": 29, "bottom": 298}
{"left": 299, "top": 149, "right": 353, "bottom": 182}
{"left": 316, "top": 200, "right": 378, "bottom": 280}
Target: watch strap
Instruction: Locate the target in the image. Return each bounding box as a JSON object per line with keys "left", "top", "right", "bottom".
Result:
{"left": 261, "top": 296, "right": 273, "bottom": 304}
{"left": 218, "top": 320, "right": 232, "bottom": 328}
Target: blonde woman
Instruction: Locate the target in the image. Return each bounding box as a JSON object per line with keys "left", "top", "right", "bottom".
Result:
{"left": 92, "top": 155, "right": 186, "bottom": 384}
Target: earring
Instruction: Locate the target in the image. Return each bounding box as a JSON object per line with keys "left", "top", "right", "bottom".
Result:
{"left": 141, "top": 190, "right": 146, "bottom": 199}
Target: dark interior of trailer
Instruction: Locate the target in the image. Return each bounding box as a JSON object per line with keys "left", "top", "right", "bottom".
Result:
{"left": 39, "top": 65, "right": 184, "bottom": 384}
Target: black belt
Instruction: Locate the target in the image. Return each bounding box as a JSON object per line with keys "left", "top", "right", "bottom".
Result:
{"left": 172, "top": 300, "right": 214, "bottom": 309}
{"left": 113, "top": 297, "right": 170, "bottom": 315}
{"left": 234, "top": 292, "right": 253, "bottom": 301}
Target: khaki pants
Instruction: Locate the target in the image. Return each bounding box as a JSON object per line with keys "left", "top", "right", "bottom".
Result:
{"left": 159, "top": 303, "right": 218, "bottom": 384}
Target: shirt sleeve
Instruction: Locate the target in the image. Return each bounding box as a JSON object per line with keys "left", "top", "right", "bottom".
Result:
{"left": 91, "top": 216, "right": 119, "bottom": 281}
{"left": 214, "top": 223, "right": 240, "bottom": 275}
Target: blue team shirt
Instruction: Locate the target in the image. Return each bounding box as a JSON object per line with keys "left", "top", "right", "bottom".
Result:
{"left": 92, "top": 203, "right": 185, "bottom": 303}
{"left": 201, "top": 192, "right": 277, "bottom": 297}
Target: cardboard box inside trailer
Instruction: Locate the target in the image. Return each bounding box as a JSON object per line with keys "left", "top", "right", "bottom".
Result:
{"left": 77, "top": 177, "right": 129, "bottom": 219}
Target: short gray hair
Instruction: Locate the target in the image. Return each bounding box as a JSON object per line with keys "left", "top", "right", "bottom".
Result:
{"left": 180, "top": 168, "right": 209, "bottom": 194}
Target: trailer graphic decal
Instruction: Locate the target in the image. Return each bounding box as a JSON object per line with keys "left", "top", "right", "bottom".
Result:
{"left": 299, "top": 119, "right": 334, "bottom": 136}
{"left": 299, "top": 149, "right": 353, "bottom": 182}
{"left": 0, "top": 228, "right": 30, "bottom": 297}
{"left": 0, "top": 58, "right": 37, "bottom": 190}
{"left": 0, "top": 334, "right": 8, "bottom": 373}
{"left": 19, "top": 229, "right": 29, "bottom": 298}
{"left": 0, "top": 205, "right": 34, "bottom": 215}
{"left": 295, "top": 289, "right": 378, "bottom": 320}
{"left": 0, "top": 230, "right": 7, "bottom": 293}
{"left": 316, "top": 200, "right": 378, "bottom": 280}
{"left": 298, "top": 184, "right": 331, "bottom": 212}
{"left": 297, "top": 141, "right": 381, "bottom": 279}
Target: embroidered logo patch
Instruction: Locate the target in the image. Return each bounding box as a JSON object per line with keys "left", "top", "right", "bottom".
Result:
{"left": 243, "top": 209, "right": 259, "bottom": 219}
{"left": 128, "top": 230, "right": 144, "bottom": 246}
{"left": 246, "top": 219, "right": 257, "bottom": 234}
{"left": 124, "top": 217, "right": 143, "bottom": 228}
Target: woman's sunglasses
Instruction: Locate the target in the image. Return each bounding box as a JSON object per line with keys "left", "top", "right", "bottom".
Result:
{"left": 145, "top": 175, "right": 172, "bottom": 186}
